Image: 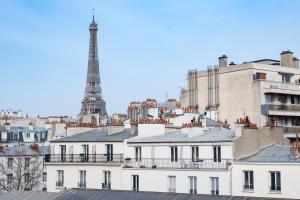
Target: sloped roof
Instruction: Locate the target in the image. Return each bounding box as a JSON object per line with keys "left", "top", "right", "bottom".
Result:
{"left": 51, "top": 128, "right": 135, "bottom": 143}
{"left": 237, "top": 144, "right": 300, "bottom": 163}
{"left": 0, "top": 191, "right": 60, "bottom": 200}
{"left": 0, "top": 145, "right": 49, "bottom": 156}
{"left": 128, "top": 128, "right": 235, "bottom": 144}
{"left": 0, "top": 189, "right": 291, "bottom": 200}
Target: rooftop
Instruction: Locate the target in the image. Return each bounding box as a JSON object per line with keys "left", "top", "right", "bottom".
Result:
{"left": 50, "top": 128, "right": 135, "bottom": 143}
{"left": 236, "top": 144, "right": 300, "bottom": 163}
{"left": 0, "top": 145, "right": 49, "bottom": 156}
{"left": 0, "top": 189, "right": 292, "bottom": 200}
{"left": 128, "top": 128, "right": 235, "bottom": 144}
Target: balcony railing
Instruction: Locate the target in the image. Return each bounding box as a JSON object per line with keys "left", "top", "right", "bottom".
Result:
{"left": 261, "top": 104, "right": 300, "bottom": 114}
{"left": 56, "top": 181, "right": 64, "bottom": 187}
{"left": 123, "top": 158, "right": 231, "bottom": 169}
{"left": 284, "top": 126, "right": 300, "bottom": 133}
{"left": 78, "top": 182, "right": 86, "bottom": 188}
{"left": 45, "top": 154, "right": 123, "bottom": 164}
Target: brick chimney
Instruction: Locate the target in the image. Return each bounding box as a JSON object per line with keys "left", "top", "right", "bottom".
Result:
{"left": 281, "top": 50, "right": 293, "bottom": 68}
{"left": 218, "top": 55, "right": 228, "bottom": 68}
{"left": 293, "top": 57, "right": 299, "bottom": 68}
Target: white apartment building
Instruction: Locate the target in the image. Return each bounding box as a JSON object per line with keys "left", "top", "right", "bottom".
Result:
{"left": 45, "top": 127, "right": 135, "bottom": 192}
{"left": 232, "top": 144, "right": 300, "bottom": 199}
{"left": 122, "top": 128, "right": 234, "bottom": 195}
{"left": 185, "top": 51, "right": 300, "bottom": 138}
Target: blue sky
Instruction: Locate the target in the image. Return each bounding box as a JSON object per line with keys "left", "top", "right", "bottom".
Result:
{"left": 0, "top": 0, "right": 300, "bottom": 117}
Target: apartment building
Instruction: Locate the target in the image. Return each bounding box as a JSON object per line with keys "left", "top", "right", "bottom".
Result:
{"left": 0, "top": 125, "right": 49, "bottom": 144}
{"left": 232, "top": 143, "right": 300, "bottom": 199}
{"left": 0, "top": 144, "right": 49, "bottom": 193}
{"left": 186, "top": 51, "right": 300, "bottom": 137}
{"left": 45, "top": 127, "right": 135, "bottom": 192}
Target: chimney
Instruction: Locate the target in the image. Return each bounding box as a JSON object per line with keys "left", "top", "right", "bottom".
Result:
{"left": 281, "top": 50, "right": 293, "bottom": 67}
{"left": 290, "top": 140, "right": 300, "bottom": 159}
{"left": 293, "top": 57, "right": 299, "bottom": 68}
{"left": 218, "top": 55, "right": 228, "bottom": 68}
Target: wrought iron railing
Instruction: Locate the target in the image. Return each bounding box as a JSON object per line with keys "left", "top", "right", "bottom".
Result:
{"left": 56, "top": 181, "right": 64, "bottom": 187}
{"left": 45, "top": 154, "right": 123, "bottom": 163}
{"left": 123, "top": 158, "right": 231, "bottom": 169}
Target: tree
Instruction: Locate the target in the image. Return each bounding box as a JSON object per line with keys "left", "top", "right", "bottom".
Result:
{"left": 0, "top": 147, "right": 44, "bottom": 193}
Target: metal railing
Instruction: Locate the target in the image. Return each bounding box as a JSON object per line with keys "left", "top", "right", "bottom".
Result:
{"left": 243, "top": 184, "right": 254, "bottom": 190}
{"left": 56, "top": 181, "right": 64, "bottom": 187}
{"left": 78, "top": 182, "right": 86, "bottom": 188}
{"left": 123, "top": 158, "right": 231, "bottom": 169}
{"left": 270, "top": 186, "right": 281, "bottom": 192}
{"left": 45, "top": 154, "right": 123, "bottom": 164}
{"left": 261, "top": 104, "right": 300, "bottom": 114}
{"left": 284, "top": 126, "right": 300, "bottom": 133}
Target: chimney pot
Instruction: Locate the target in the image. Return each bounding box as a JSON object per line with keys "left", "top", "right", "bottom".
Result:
{"left": 218, "top": 55, "right": 228, "bottom": 68}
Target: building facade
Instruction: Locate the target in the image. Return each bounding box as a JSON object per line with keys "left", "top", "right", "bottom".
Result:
{"left": 185, "top": 51, "right": 300, "bottom": 138}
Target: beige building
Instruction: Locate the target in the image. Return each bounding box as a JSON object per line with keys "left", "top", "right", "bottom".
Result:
{"left": 186, "top": 50, "right": 300, "bottom": 137}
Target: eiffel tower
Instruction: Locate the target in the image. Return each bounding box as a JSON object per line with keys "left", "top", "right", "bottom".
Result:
{"left": 80, "top": 14, "right": 107, "bottom": 121}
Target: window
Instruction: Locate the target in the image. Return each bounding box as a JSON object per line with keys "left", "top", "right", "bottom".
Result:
{"left": 135, "top": 147, "right": 142, "bottom": 162}
{"left": 102, "top": 171, "right": 111, "bottom": 190}
{"left": 210, "top": 177, "right": 219, "bottom": 195}
{"left": 213, "top": 146, "right": 221, "bottom": 162}
{"left": 60, "top": 145, "right": 66, "bottom": 162}
{"left": 43, "top": 172, "right": 47, "bottom": 182}
{"left": 81, "top": 145, "right": 89, "bottom": 162}
{"left": 270, "top": 171, "right": 281, "bottom": 192}
{"left": 282, "top": 74, "right": 291, "bottom": 83}
{"left": 291, "top": 95, "right": 300, "bottom": 104}
{"left": 132, "top": 175, "right": 139, "bottom": 191}
{"left": 192, "top": 146, "right": 199, "bottom": 162}
{"left": 7, "top": 174, "right": 13, "bottom": 185}
{"left": 26, "top": 133, "right": 30, "bottom": 138}
{"left": 7, "top": 158, "right": 13, "bottom": 168}
{"left": 170, "top": 146, "right": 178, "bottom": 162}
{"left": 265, "top": 94, "right": 274, "bottom": 103}
{"left": 79, "top": 170, "right": 86, "bottom": 188}
{"left": 278, "top": 95, "right": 287, "bottom": 104}
{"left": 243, "top": 171, "right": 254, "bottom": 190}
{"left": 168, "top": 176, "right": 176, "bottom": 193}
{"left": 188, "top": 176, "right": 197, "bottom": 194}
{"left": 253, "top": 72, "right": 266, "bottom": 80}
{"left": 106, "top": 144, "right": 113, "bottom": 161}
{"left": 56, "top": 170, "right": 64, "bottom": 187}
{"left": 24, "top": 173, "right": 30, "bottom": 185}
{"left": 13, "top": 133, "right": 18, "bottom": 141}
{"left": 292, "top": 117, "right": 300, "bottom": 126}
{"left": 25, "top": 158, "right": 30, "bottom": 169}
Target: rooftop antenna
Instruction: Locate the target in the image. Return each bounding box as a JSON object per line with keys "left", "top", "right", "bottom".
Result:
{"left": 92, "top": 8, "right": 95, "bottom": 22}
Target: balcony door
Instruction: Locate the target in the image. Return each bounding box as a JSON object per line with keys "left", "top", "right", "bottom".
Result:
{"left": 60, "top": 145, "right": 66, "bottom": 162}
{"left": 106, "top": 144, "right": 113, "bottom": 161}
{"left": 82, "top": 145, "right": 89, "bottom": 162}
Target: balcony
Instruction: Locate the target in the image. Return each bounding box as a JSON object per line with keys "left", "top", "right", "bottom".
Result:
{"left": 45, "top": 154, "right": 123, "bottom": 164}
{"left": 123, "top": 158, "right": 231, "bottom": 169}
{"left": 78, "top": 182, "right": 86, "bottom": 188}
{"left": 56, "top": 181, "right": 64, "bottom": 188}
{"left": 261, "top": 104, "right": 300, "bottom": 116}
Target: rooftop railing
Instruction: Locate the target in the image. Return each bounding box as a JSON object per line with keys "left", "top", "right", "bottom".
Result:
{"left": 45, "top": 154, "right": 123, "bottom": 164}
{"left": 123, "top": 158, "right": 231, "bottom": 169}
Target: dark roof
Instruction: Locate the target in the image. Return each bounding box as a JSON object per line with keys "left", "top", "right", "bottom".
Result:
{"left": 0, "top": 191, "right": 60, "bottom": 200}
{"left": 0, "top": 145, "right": 49, "bottom": 156}
{"left": 236, "top": 144, "right": 300, "bottom": 163}
{"left": 128, "top": 128, "right": 235, "bottom": 144}
{"left": 0, "top": 125, "right": 7, "bottom": 132}
{"left": 0, "top": 189, "right": 293, "bottom": 200}
{"left": 51, "top": 128, "right": 135, "bottom": 143}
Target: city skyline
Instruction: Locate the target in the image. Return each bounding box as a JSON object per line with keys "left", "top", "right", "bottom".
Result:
{"left": 1, "top": 0, "right": 300, "bottom": 117}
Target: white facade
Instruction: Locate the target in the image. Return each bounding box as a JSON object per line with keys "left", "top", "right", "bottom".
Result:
{"left": 232, "top": 162, "right": 300, "bottom": 199}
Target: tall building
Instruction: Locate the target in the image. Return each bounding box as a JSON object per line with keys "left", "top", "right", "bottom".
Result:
{"left": 80, "top": 15, "right": 107, "bottom": 121}
{"left": 185, "top": 50, "right": 300, "bottom": 138}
